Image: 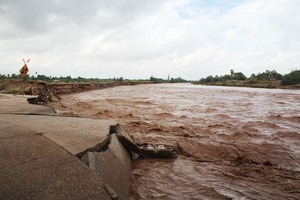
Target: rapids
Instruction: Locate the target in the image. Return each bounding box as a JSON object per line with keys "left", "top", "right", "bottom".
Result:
{"left": 54, "top": 83, "right": 300, "bottom": 199}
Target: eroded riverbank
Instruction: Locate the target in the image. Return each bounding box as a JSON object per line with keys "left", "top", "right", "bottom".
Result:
{"left": 51, "top": 83, "right": 300, "bottom": 199}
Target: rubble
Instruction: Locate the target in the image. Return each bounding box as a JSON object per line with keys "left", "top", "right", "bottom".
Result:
{"left": 27, "top": 81, "right": 60, "bottom": 104}
{"left": 138, "top": 143, "right": 177, "bottom": 159}
{"left": 110, "top": 124, "right": 177, "bottom": 160}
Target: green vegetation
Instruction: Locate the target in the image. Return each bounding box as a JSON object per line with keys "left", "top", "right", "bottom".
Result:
{"left": 198, "top": 69, "right": 281, "bottom": 84}
{"left": 149, "top": 76, "right": 188, "bottom": 83}
{"left": 1, "top": 68, "right": 300, "bottom": 92}
{"left": 0, "top": 82, "right": 6, "bottom": 90}
{"left": 0, "top": 73, "right": 188, "bottom": 84}
{"left": 0, "top": 73, "right": 138, "bottom": 83}
{"left": 281, "top": 70, "right": 300, "bottom": 86}
{"left": 196, "top": 69, "right": 300, "bottom": 87}
{"left": 0, "top": 73, "right": 189, "bottom": 95}
{"left": 4, "top": 87, "right": 20, "bottom": 95}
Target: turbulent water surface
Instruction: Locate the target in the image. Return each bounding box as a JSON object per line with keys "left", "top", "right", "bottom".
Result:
{"left": 56, "top": 83, "right": 300, "bottom": 199}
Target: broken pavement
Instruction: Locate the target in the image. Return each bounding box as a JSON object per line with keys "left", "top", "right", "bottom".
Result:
{"left": 0, "top": 94, "right": 128, "bottom": 199}
{"left": 0, "top": 94, "right": 177, "bottom": 199}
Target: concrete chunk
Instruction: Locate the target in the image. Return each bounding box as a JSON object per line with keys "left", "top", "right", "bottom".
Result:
{"left": 81, "top": 134, "right": 131, "bottom": 200}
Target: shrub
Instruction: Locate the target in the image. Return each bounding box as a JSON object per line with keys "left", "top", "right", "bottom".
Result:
{"left": 281, "top": 70, "right": 300, "bottom": 86}
{"left": 4, "top": 87, "right": 21, "bottom": 95}
{"left": 0, "top": 83, "right": 7, "bottom": 90}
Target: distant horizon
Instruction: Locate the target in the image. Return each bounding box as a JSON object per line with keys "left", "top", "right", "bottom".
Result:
{"left": 1, "top": 68, "right": 297, "bottom": 82}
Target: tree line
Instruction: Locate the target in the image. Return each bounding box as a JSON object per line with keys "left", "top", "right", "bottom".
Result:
{"left": 197, "top": 69, "right": 300, "bottom": 86}
{"left": 1, "top": 69, "right": 299, "bottom": 86}
{"left": 0, "top": 73, "right": 188, "bottom": 83}
{"left": 149, "top": 76, "right": 188, "bottom": 83}
{"left": 0, "top": 73, "right": 132, "bottom": 83}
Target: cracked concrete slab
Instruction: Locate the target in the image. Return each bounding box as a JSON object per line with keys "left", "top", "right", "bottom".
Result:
{"left": 0, "top": 94, "right": 132, "bottom": 199}
{"left": 0, "top": 114, "right": 116, "bottom": 155}
{"left": 0, "top": 119, "right": 111, "bottom": 200}
{"left": 81, "top": 134, "right": 132, "bottom": 200}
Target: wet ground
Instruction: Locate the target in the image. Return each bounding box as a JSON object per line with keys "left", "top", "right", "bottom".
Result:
{"left": 52, "top": 83, "right": 300, "bottom": 199}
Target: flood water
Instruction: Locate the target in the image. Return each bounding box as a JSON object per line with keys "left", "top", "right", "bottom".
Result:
{"left": 56, "top": 83, "right": 300, "bottom": 199}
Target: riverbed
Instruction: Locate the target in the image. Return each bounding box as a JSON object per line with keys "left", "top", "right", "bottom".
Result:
{"left": 53, "top": 83, "right": 300, "bottom": 199}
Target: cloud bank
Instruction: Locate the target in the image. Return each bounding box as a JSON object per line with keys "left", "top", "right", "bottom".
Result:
{"left": 1, "top": 0, "right": 299, "bottom": 80}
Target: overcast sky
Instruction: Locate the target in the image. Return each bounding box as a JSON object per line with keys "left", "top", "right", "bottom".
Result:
{"left": 1, "top": 0, "right": 299, "bottom": 80}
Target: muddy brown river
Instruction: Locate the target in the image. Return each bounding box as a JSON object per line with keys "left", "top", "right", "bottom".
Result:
{"left": 54, "top": 83, "right": 300, "bottom": 199}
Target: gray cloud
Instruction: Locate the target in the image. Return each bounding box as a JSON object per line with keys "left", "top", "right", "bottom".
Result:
{"left": 1, "top": 0, "right": 300, "bottom": 79}
{"left": 0, "top": 0, "right": 164, "bottom": 38}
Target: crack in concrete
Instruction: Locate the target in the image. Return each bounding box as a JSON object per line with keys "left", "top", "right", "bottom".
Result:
{"left": 75, "top": 127, "right": 131, "bottom": 200}
{"left": 76, "top": 134, "right": 112, "bottom": 159}
{"left": 110, "top": 124, "right": 141, "bottom": 159}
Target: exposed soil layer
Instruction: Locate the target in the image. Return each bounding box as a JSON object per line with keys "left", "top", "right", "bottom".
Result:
{"left": 51, "top": 83, "right": 300, "bottom": 200}
{"left": 0, "top": 80, "right": 152, "bottom": 104}
{"left": 196, "top": 80, "right": 300, "bottom": 89}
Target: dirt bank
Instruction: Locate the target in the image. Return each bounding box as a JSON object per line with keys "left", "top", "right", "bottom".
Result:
{"left": 0, "top": 80, "right": 152, "bottom": 103}
{"left": 195, "top": 80, "right": 300, "bottom": 89}
{"left": 47, "top": 81, "right": 150, "bottom": 95}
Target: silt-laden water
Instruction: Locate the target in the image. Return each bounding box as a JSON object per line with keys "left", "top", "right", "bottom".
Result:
{"left": 55, "top": 83, "right": 300, "bottom": 199}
